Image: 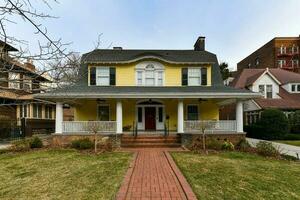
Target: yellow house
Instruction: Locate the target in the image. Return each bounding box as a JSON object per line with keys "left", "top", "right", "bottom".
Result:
{"left": 35, "top": 37, "right": 260, "bottom": 146}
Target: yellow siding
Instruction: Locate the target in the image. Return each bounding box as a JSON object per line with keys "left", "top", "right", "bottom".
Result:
{"left": 88, "top": 60, "right": 212, "bottom": 86}
{"left": 74, "top": 99, "right": 219, "bottom": 131}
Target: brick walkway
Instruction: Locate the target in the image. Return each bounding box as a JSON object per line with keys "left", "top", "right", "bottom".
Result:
{"left": 116, "top": 148, "right": 197, "bottom": 200}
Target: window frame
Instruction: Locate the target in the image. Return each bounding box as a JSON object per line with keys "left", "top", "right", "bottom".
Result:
{"left": 135, "top": 63, "right": 165, "bottom": 86}
{"left": 97, "top": 104, "right": 110, "bottom": 121}
{"left": 266, "top": 84, "right": 273, "bottom": 99}
{"left": 8, "top": 72, "right": 20, "bottom": 89}
{"left": 186, "top": 104, "right": 199, "bottom": 121}
{"left": 188, "top": 68, "right": 202, "bottom": 86}
{"left": 96, "top": 67, "right": 110, "bottom": 86}
{"left": 33, "top": 104, "right": 43, "bottom": 118}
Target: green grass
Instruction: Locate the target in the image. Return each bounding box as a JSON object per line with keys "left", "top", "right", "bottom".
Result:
{"left": 274, "top": 140, "right": 300, "bottom": 147}
{"left": 0, "top": 149, "right": 132, "bottom": 200}
{"left": 171, "top": 151, "right": 300, "bottom": 200}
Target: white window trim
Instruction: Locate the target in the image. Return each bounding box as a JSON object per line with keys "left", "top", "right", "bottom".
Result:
{"left": 290, "top": 83, "right": 300, "bottom": 93}
{"left": 33, "top": 104, "right": 42, "bottom": 118}
{"left": 187, "top": 67, "right": 202, "bottom": 86}
{"left": 135, "top": 61, "right": 165, "bottom": 86}
{"left": 95, "top": 67, "right": 110, "bottom": 86}
{"left": 186, "top": 104, "right": 199, "bottom": 121}
{"left": 8, "top": 72, "right": 20, "bottom": 89}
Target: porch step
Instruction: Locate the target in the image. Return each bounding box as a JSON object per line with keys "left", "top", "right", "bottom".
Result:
{"left": 121, "top": 134, "right": 181, "bottom": 148}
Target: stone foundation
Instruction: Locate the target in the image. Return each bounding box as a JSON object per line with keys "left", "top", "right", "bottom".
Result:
{"left": 52, "top": 134, "right": 122, "bottom": 148}
{"left": 180, "top": 133, "right": 246, "bottom": 149}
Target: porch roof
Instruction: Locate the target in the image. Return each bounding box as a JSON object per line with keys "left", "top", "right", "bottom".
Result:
{"left": 34, "top": 86, "right": 261, "bottom": 100}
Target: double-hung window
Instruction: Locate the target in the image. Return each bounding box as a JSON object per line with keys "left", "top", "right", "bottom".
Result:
{"left": 145, "top": 69, "right": 155, "bottom": 86}
{"left": 259, "top": 85, "right": 265, "bottom": 95}
{"left": 96, "top": 67, "right": 110, "bottom": 86}
{"left": 8, "top": 72, "right": 20, "bottom": 89}
{"left": 20, "top": 104, "right": 27, "bottom": 118}
{"left": 187, "top": 105, "right": 199, "bottom": 120}
{"left": 266, "top": 85, "right": 273, "bottom": 98}
{"left": 45, "top": 106, "right": 52, "bottom": 119}
{"left": 33, "top": 104, "right": 43, "bottom": 118}
{"left": 137, "top": 71, "right": 143, "bottom": 85}
{"left": 90, "top": 66, "right": 115, "bottom": 86}
{"left": 98, "top": 105, "right": 109, "bottom": 121}
{"left": 188, "top": 68, "right": 201, "bottom": 86}
{"left": 157, "top": 71, "right": 163, "bottom": 86}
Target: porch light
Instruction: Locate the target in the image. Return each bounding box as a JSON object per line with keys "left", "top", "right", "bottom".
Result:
{"left": 97, "top": 99, "right": 106, "bottom": 103}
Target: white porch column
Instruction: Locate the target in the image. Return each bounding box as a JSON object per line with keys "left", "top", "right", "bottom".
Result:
{"left": 55, "top": 102, "right": 63, "bottom": 134}
{"left": 116, "top": 100, "right": 123, "bottom": 134}
{"left": 236, "top": 100, "right": 244, "bottom": 133}
{"left": 177, "top": 100, "right": 184, "bottom": 133}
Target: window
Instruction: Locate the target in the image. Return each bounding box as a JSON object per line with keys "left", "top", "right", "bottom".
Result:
{"left": 145, "top": 68, "right": 155, "bottom": 86}
{"left": 137, "top": 71, "right": 143, "bottom": 85}
{"left": 135, "top": 62, "right": 164, "bottom": 86}
{"left": 188, "top": 68, "right": 201, "bottom": 86}
{"left": 45, "top": 106, "right": 52, "bottom": 119}
{"left": 278, "top": 60, "right": 286, "bottom": 68}
{"left": 279, "top": 45, "right": 286, "bottom": 54}
{"left": 20, "top": 104, "right": 27, "bottom": 118}
{"left": 297, "top": 85, "right": 300, "bottom": 92}
{"left": 255, "top": 58, "right": 260, "bottom": 66}
{"left": 292, "top": 45, "right": 299, "bottom": 54}
{"left": 292, "top": 84, "right": 296, "bottom": 92}
{"left": 96, "top": 67, "right": 110, "bottom": 86}
{"left": 22, "top": 75, "right": 32, "bottom": 91}
{"left": 138, "top": 107, "right": 143, "bottom": 123}
{"left": 90, "top": 67, "right": 115, "bottom": 86}
{"left": 98, "top": 105, "right": 109, "bottom": 121}
{"left": 187, "top": 105, "right": 199, "bottom": 120}
{"left": 292, "top": 59, "right": 299, "bottom": 68}
{"left": 157, "top": 71, "right": 163, "bottom": 86}
{"left": 33, "top": 104, "right": 42, "bottom": 118}
{"left": 158, "top": 107, "right": 163, "bottom": 122}
{"left": 259, "top": 85, "right": 265, "bottom": 95}
{"left": 8, "top": 72, "right": 20, "bottom": 89}
{"left": 266, "top": 85, "right": 273, "bottom": 98}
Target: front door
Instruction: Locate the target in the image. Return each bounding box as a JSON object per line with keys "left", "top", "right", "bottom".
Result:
{"left": 145, "top": 107, "right": 156, "bottom": 130}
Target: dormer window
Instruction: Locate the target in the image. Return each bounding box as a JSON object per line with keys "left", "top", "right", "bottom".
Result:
{"left": 135, "top": 62, "right": 164, "bottom": 86}
{"left": 182, "top": 67, "right": 207, "bottom": 86}
{"left": 89, "top": 66, "right": 115, "bottom": 86}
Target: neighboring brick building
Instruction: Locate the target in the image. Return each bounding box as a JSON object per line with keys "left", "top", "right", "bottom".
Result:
{"left": 237, "top": 36, "right": 300, "bottom": 73}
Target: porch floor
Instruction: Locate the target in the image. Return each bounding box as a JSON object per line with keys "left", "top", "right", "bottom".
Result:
{"left": 116, "top": 148, "right": 197, "bottom": 200}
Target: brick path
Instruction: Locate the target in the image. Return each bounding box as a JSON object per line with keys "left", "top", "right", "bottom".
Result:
{"left": 116, "top": 148, "right": 197, "bottom": 200}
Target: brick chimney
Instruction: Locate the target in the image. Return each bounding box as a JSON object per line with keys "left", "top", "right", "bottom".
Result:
{"left": 24, "top": 58, "right": 35, "bottom": 71}
{"left": 194, "top": 36, "right": 205, "bottom": 51}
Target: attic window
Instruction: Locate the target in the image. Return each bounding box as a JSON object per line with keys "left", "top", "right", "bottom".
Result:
{"left": 255, "top": 58, "right": 259, "bottom": 66}
{"left": 135, "top": 61, "right": 164, "bottom": 86}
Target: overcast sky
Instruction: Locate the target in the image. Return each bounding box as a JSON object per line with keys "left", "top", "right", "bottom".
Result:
{"left": 4, "top": 0, "right": 300, "bottom": 70}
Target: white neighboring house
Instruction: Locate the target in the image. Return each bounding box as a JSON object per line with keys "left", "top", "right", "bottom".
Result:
{"left": 230, "top": 68, "right": 300, "bottom": 125}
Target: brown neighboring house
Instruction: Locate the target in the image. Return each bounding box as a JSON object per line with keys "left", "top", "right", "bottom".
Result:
{"left": 237, "top": 36, "right": 300, "bottom": 74}
{"left": 0, "top": 41, "right": 57, "bottom": 138}
{"left": 220, "top": 68, "right": 300, "bottom": 125}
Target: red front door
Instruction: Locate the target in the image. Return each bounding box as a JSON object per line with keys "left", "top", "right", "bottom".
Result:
{"left": 145, "top": 107, "right": 156, "bottom": 130}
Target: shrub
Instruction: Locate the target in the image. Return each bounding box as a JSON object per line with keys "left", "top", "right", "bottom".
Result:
{"left": 290, "top": 111, "right": 300, "bottom": 134}
{"left": 283, "top": 134, "right": 300, "bottom": 140}
{"left": 221, "top": 141, "right": 234, "bottom": 151}
{"left": 206, "top": 138, "right": 222, "bottom": 150}
{"left": 29, "top": 137, "right": 43, "bottom": 148}
{"left": 256, "top": 141, "right": 279, "bottom": 157}
{"left": 236, "top": 138, "right": 251, "bottom": 151}
{"left": 11, "top": 139, "right": 31, "bottom": 151}
{"left": 246, "top": 109, "right": 289, "bottom": 140}
{"left": 71, "top": 138, "right": 93, "bottom": 150}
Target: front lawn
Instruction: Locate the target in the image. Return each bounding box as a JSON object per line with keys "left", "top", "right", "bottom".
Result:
{"left": 274, "top": 140, "right": 300, "bottom": 147}
{"left": 0, "top": 149, "right": 132, "bottom": 200}
{"left": 171, "top": 151, "right": 300, "bottom": 200}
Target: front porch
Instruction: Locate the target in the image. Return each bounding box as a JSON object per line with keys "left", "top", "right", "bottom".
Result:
{"left": 54, "top": 98, "right": 244, "bottom": 135}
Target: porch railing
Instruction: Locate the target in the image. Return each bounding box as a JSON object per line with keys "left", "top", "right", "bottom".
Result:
{"left": 184, "top": 120, "right": 237, "bottom": 132}
{"left": 62, "top": 121, "right": 116, "bottom": 133}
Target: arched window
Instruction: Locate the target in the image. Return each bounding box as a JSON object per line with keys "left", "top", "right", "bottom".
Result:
{"left": 135, "top": 61, "right": 164, "bottom": 86}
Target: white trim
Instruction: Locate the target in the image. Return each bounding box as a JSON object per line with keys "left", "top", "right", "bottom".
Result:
{"left": 55, "top": 102, "right": 63, "bottom": 134}
{"left": 83, "top": 56, "right": 215, "bottom": 65}
{"left": 186, "top": 104, "right": 199, "bottom": 121}
{"left": 177, "top": 100, "right": 184, "bottom": 133}
{"left": 135, "top": 61, "right": 165, "bottom": 86}
{"left": 116, "top": 101, "right": 122, "bottom": 134}
{"left": 252, "top": 68, "right": 281, "bottom": 86}
{"left": 236, "top": 101, "right": 243, "bottom": 133}
{"left": 36, "top": 92, "right": 262, "bottom": 99}
{"left": 135, "top": 102, "right": 165, "bottom": 131}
